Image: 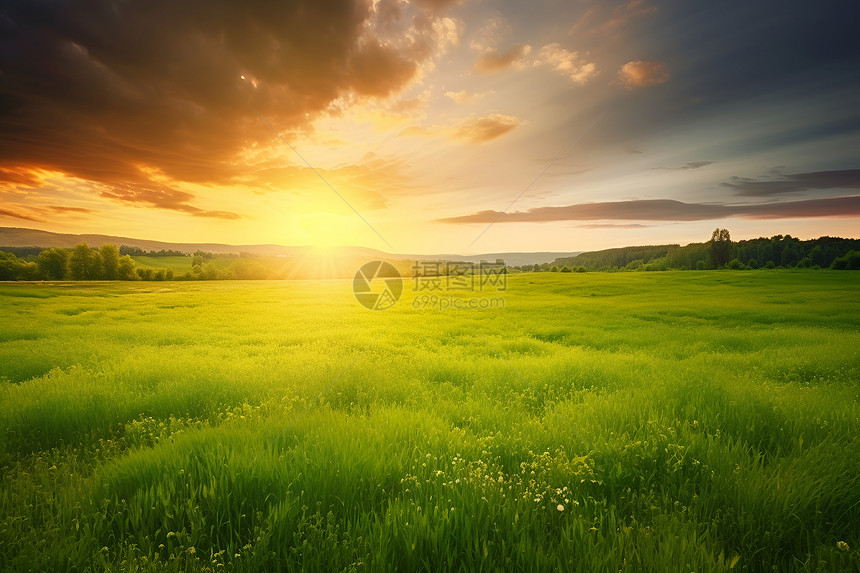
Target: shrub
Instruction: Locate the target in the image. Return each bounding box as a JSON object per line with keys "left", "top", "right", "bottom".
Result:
{"left": 830, "top": 250, "right": 860, "bottom": 270}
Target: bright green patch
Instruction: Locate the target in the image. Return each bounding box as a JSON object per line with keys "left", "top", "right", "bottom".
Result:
{"left": 1, "top": 272, "right": 859, "bottom": 571}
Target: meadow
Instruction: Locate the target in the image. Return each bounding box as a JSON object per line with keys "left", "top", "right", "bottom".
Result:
{"left": 0, "top": 271, "right": 858, "bottom": 572}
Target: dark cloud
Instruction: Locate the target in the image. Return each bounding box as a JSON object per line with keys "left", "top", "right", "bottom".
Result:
{"left": 723, "top": 169, "right": 860, "bottom": 197}
{"left": 578, "top": 223, "right": 650, "bottom": 229}
{"left": 474, "top": 44, "right": 531, "bottom": 73}
{"left": 0, "top": 0, "right": 449, "bottom": 191}
{"left": 439, "top": 195, "right": 860, "bottom": 223}
{"left": 99, "top": 184, "right": 241, "bottom": 219}
{"left": 655, "top": 161, "right": 714, "bottom": 171}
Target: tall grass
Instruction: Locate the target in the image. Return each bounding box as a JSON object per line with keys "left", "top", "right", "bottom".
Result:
{"left": 1, "top": 272, "right": 859, "bottom": 571}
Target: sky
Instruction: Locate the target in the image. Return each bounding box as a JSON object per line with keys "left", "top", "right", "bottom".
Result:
{"left": 1, "top": 0, "right": 859, "bottom": 254}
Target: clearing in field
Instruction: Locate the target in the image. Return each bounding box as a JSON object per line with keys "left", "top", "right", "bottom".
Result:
{"left": 1, "top": 272, "right": 859, "bottom": 571}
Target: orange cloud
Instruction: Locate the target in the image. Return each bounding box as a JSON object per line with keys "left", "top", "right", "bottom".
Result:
{"left": 454, "top": 114, "right": 520, "bottom": 142}
{"left": 401, "top": 114, "right": 521, "bottom": 143}
{"left": 474, "top": 44, "right": 532, "bottom": 73}
{"left": 536, "top": 43, "right": 600, "bottom": 85}
{"left": 0, "top": 207, "right": 45, "bottom": 222}
{"left": 616, "top": 60, "right": 670, "bottom": 89}
{"left": 99, "top": 184, "right": 241, "bottom": 219}
{"left": 0, "top": 0, "right": 460, "bottom": 217}
{"left": 444, "top": 90, "right": 488, "bottom": 104}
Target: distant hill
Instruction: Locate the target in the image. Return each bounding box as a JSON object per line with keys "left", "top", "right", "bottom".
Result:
{"left": 0, "top": 227, "right": 579, "bottom": 266}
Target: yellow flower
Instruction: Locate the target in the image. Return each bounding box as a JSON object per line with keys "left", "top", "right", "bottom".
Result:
{"left": 837, "top": 541, "right": 850, "bottom": 552}
{"left": 557, "top": 504, "right": 564, "bottom": 511}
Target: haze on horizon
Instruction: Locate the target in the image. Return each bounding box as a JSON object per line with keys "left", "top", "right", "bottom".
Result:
{"left": 1, "top": 0, "right": 859, "bottom": 255}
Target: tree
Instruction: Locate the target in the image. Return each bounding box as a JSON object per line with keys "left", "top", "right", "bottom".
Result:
{"left": 116, "top": 255, "right": 139, "bottom": 280}
{"left": 36, "top": 248, "right": 69, "bottom": 280}
{"left": 100, "top": 244, "right": 120, "bottom": 279}
{"left": 201, "top": 262, "right": 219, "bottom": 280}
{"left": 830, "top": 250, "right": 860, "bottom": 270}
{"left": 710, "top": 228, "right": 732, "bottom": 267}
{"left": 0, "top": 251, "right": 37, "bottom": 280}
{"left": 69, "top": 243, "right": 103, "bottom": 280}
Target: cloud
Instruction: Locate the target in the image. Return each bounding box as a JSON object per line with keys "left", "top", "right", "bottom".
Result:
{"left": 0, "top": 0, "right": 457, "bottom": 199}
{"left": 616, "top": 60, "right": 670, "bottom": 89}
{"left": 535, "top": 43, "right": 599, "bottom": 85}
{"left": 99, "top": 184, "right": 241, "bottom": 219}
{"left": 470, "top": 15, "right": 511, "bottom": 53}
{"left": 656, "top": 161, "right": 715, "bottom": 171}
{"left": 401, "top": 113, "right": 521, "bottom": 143}
{"left": 0, "top": 168, "right": 45, "bottom": 187}
{"left": 474, "top": 44, "right": 532, "bottom": 73}
{"left": 444, "top": 90, "right": 488, "bottom": 104}
{"left": 723, "top": 169, "right": 860, "bottom": 197}
{"left": 571, "top": 0, "right": 656, "bottom": 39}
{"left": 578, "top": 223, "right": 651, "bottom": 229}
{"left": 454, "top": 114, "right": 521, "bottom": 142}
{"left": 47, "top": 206, "right": 93, "bottom": 214}
{"left": 0, "top": 207, "right": 45, "bottom": 222}
{"left": 415, "top": 0, "right": 462, "bottom": 12}
{"left": 439, "top": 196, "right": 860, "bottom": 223}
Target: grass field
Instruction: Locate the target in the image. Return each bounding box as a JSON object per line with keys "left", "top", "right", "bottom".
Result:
{"left": 1, "top": 272, "right": 859, "bottom": 571}
{"left": 129, "top": 256, "right": 197, "bottom": 272}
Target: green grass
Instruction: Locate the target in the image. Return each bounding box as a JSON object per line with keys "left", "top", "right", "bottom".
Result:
{"left": 1, "top": 272, "right": 859, "bottom": 571}
{"left": 130, "top": 256, "right": 196, "bottom": 272}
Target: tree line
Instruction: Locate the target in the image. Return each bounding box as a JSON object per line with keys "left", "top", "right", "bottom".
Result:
{"left": 547, "top": 230, "right": 860, "bottom": 272}
{"left": 0, "top": 243, "right": 280, "bottom": 281}
{"left": 0, "top": 243, "right": 139, "bottom": 281}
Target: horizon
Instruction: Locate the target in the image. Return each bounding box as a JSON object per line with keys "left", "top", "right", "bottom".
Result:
{"left": 1, "top": 1, "right": 859, "bottom": 253}
{"left": 3, "top": 224, "right": 858, "bottom": 258}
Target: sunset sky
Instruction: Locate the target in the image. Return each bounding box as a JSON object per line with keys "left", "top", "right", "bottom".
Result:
{"left": 1, "top": 0, "right": 859, "bottom": 254}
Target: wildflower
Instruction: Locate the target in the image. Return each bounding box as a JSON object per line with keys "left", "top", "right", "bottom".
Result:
{"left": 837, "top": 541, "right": 850, "bottom": 552}
{"left": 557, "top": 504, "right": 564, "bottom": 511}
